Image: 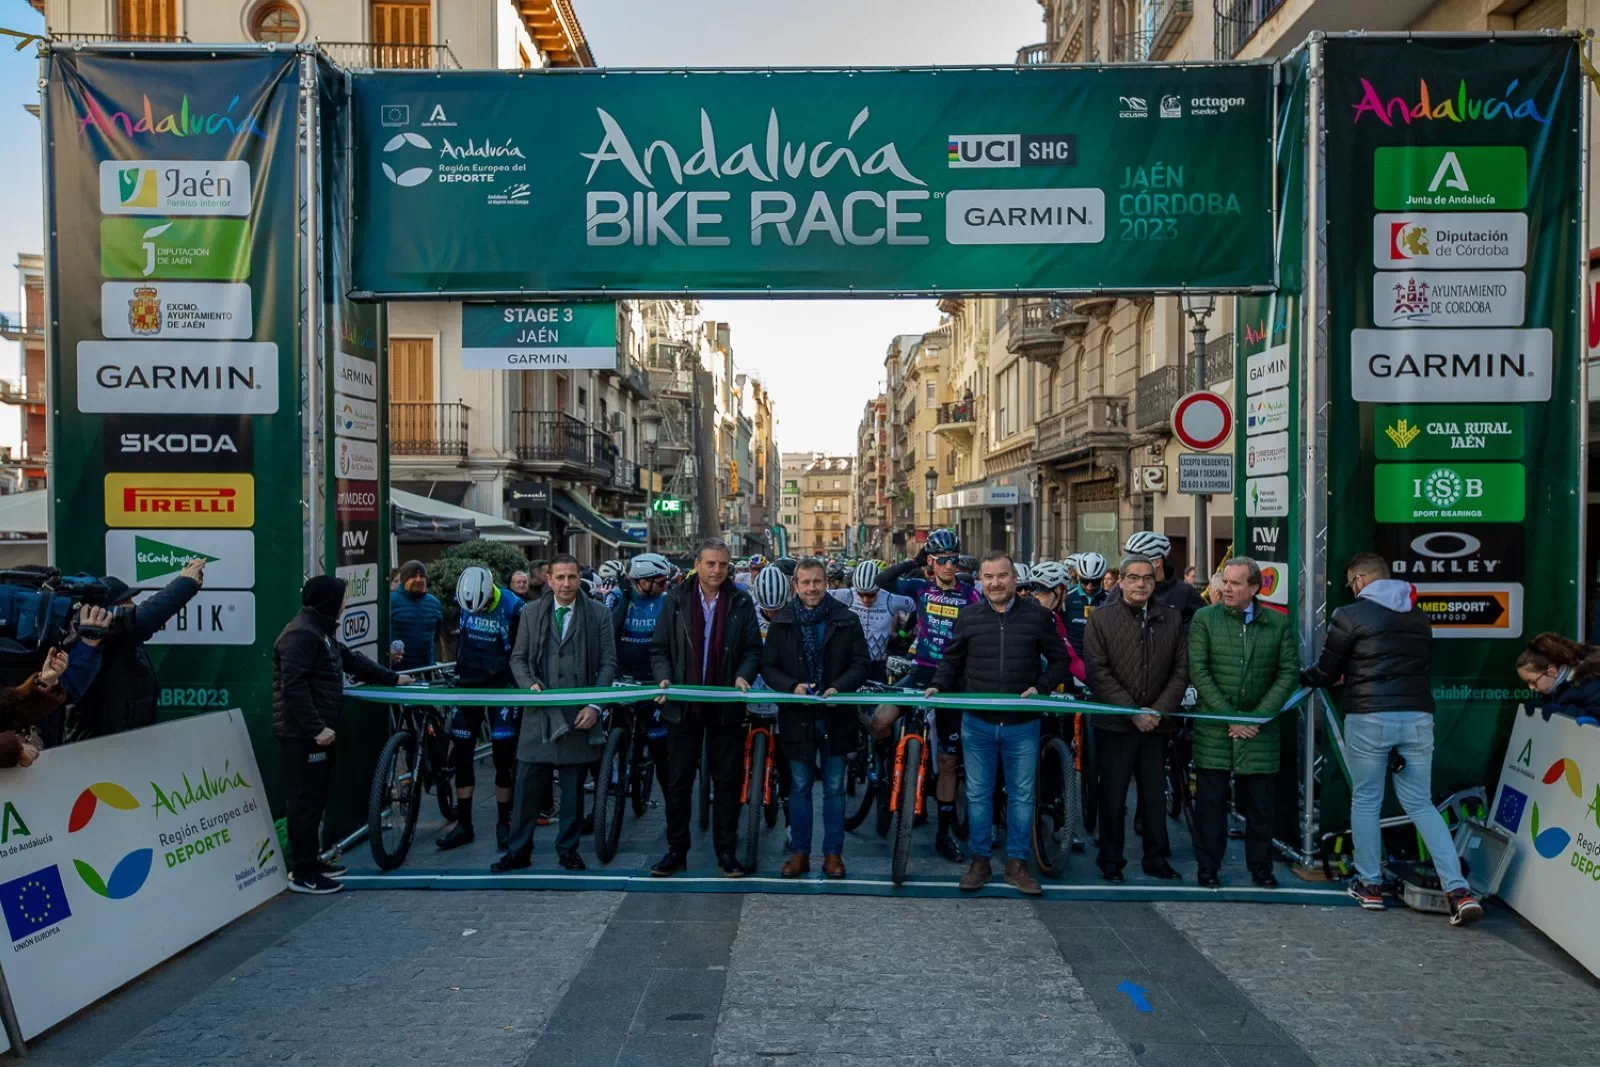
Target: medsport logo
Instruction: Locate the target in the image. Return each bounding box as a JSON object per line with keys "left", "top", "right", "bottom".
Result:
{"left": 67, "top": 782, "right": 153, "bottom": 900}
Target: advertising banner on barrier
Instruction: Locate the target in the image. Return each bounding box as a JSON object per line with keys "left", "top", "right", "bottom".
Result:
{"left": 0, "top": 712, "right": 284, "bottom": 1038}
{"left": 1322, "top": 36, "right": 1583, "bottom": 814}
{"left": 1490, "top": 712, "right": 1600, "bottom": 978}
{"left": 351, "top": 65, "right": 1274, "bottom": 295}
{"left": 44, "top": 54, "right": 306, "bottom": 781}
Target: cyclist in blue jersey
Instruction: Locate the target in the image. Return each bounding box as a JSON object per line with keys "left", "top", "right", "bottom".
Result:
{"left": 873, "top": 529, "right": 982, "bottom": 864}
{"left": 1061, "top": 552, "right": 1109, "bottom": 657}
{"left": 438, "top": 566, "right": 523, "bottom": 852}
{"left": 608, "top": 552, "right": 675, "bottom": 780}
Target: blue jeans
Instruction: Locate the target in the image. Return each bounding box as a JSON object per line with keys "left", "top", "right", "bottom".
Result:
{"left": 962, "top": 715, "right": 1040, "bottom": 862}
{"left": 788, "top": 749, "right": 847, "bottom": 857}
{"left": 1345, "top": 711, "right": 1468, "bottom": 892}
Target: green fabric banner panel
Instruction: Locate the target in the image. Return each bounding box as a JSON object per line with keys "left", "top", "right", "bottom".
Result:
{"left": 350, "top": 65, "right": 1274, "bottom": 296}
{"left": 45, "top": 52, "right": 307, "bottom": 795}
{"left": 1322, "top": 36, "right": 1583, "bottom": 825}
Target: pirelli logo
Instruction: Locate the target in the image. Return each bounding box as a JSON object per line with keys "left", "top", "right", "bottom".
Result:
{"left": 926, "top": 602, "right": 961, "bottom": 619}
{"left": 103, "top": 473, "right": 255, "bottom": 528}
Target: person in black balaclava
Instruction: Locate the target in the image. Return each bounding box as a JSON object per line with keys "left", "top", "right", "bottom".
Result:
{"left": 273, "top": 575, "right": 413, "bottom": 895}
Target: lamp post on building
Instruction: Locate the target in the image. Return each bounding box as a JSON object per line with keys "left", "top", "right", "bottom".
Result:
{"left": 641, "top": 407, "right": 663, "bottom": 552}
{"left": 924, "top": 466, "right": 938, "bottom": 537}
{"left": 1180, "top": 292, "right": 1217, "bottom": 579}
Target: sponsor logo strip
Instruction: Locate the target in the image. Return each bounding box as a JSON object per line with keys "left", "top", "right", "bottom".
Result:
{"left": 1245, "top": 344, "right": 1289, "bottom": 396}
{"left": 334, "top": 437, "right": 379, "bottom": 480}
{"left": 1245, "top": 386, "right": 1289, "bottom": 437}
{"left": 337, "top": 563, "right": 379, "bottom": 606}
{"left": 1412, "top": 582, "right": 1524, "bottom": 639}
{"left": 334, "top": 393, "right": 378, "bottom": 441}
{"left": 1373, "top": 462, "right": 1524, "bottom": 524}
{"left": 103, "top": 473, "right": 255, "bottom": 529}
{"left": 1374, "top": 525, "right": 1523, "bottom": 582}
{"left": 77, "top": 342, "right": 279, "bottom": 415}
{"left": 1371, "top": 211, "right": 1528, "bottom": 270}
{"left": 1244, "top": 430, "right": 1289, "bottom": 476}
{"left": 102, "top": 414, "right": 254, "bottom": 472}
{"left": 100, "top": 217, "right": 250, "bottom": 280}
{"left": 944, "top": 188, "right": 1105, "bottom": 245}
{"left": 335, "top": 350, "right": 377, "bottom": 400}
{"left": 99, "top": 160, "right": 252, "bottom": 216}
{"left": 1350, "top": 328, "right": 1551, "bottom": 403}
{"left": 1245, "top": 475, "right": 1289, "bottom": 517}
{"left": 1370, "top": 270, "right": 1524, "bottom": 328}
{"left": 100, "top": 282, "right": 252, "bottom": 340}
{"left": 335, "top": 479, "right": 379, "bottom": 521}
{"left": 134, "top": 590, "right": 256, "bottom": 646}
{"left": 1372, "top": 147, "right": 1526, "bottom": 212}
{"left": 105, "top": 529, "right": 255, "bottom": 589}
{"left": 1373, "top": 403, "right": 1523, "bottom": 462}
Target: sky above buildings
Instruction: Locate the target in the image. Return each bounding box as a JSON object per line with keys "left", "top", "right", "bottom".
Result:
{"left": 0, "top": 0, "right": 1046, "bottom": 454}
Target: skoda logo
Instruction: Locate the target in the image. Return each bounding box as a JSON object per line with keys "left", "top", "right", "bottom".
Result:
{"left": 381, "top": 132, "right": 433, "bottom": 187}
{"left": 1410, "top": 531, "right": 1481, "bottom": 559}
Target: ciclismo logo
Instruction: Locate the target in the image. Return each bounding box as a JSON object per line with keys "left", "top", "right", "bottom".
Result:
{"left": 66, "top": 782, "right": 153, "bottom": 900}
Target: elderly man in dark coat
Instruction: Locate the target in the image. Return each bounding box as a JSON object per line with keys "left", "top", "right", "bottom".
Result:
{"left": 493, "top": 554, "right": 617, "bottom": 873}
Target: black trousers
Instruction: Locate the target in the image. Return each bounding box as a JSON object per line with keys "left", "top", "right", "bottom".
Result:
{"left": 1094, "top": 727, "right": 1169, "bottom": 873}
{"left": 280, "top": 737, "right": 334, "bottom": 876}
{"left": 504, "top": 760, "right": 586, "bottom": 858}
{"left": 1193, "top": 768, "right": 1276, "bottom": 877}
{"left": 663, "top": 708, "right": 744, "bottom": 856}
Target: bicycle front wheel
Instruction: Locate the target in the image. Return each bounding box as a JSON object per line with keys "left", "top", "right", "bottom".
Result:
{"left": 594, "top": 726, "right": 628, "bottom": 864}
{"left": 844, "top": 748, "right": 876, "bottom": 832}
{"left": 698, "top": 732, "right": 712, "bottom": 832}
{"left": 891, "top": 735, "right": 922, "bottom": 885}
{"left": 1033, "top": 737, "right": 1071, "bottom": 879}
{"left": 739, "top": 731, "right": 769, "bottom": 874}
{"left": 368, "top": 730, "right": 421, "bottom": 871}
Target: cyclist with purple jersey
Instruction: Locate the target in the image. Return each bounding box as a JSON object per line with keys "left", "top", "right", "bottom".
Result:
{"left": 872, "top": 528, "right": 981, "bottom": 864}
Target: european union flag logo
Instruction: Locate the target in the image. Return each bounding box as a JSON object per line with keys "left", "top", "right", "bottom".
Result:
{"left": 0, "top": 865, "right": 71, "bottom": 942}
{"left": 1494, "top": 785, "right": 1529, "bottom": 835}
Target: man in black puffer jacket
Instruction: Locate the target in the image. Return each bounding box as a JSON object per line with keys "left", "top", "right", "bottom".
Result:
{"left": 274, "top": 575, "right": 411, "bottom": 895}
{"left": 928, "top": 552, "right": 1074, "bottom": 896}
{"left": 1299, "top": 552, "right": 1480, "bottom": 925}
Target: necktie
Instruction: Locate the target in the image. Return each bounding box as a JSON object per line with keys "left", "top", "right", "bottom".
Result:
{"left": 555, "top": 605, "right": 570, "bottom": 638}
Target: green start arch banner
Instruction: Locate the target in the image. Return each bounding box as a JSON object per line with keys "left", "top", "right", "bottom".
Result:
{"left": 349, "top": 64, "right": 1274, "bottom": 297}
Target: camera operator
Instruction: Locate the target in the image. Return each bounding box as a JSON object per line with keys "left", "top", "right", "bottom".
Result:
{"left": 62, "top": 558, "right": 205, "bottom": 743}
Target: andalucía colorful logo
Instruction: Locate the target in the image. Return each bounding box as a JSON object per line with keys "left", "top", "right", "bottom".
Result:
{"left": 67, "top": 782, "right": 153, "bottom": 900}
{"left": 1528, "top": 757, "right": 1583, "bottom": 860}
{"left": 77, "top": 94, "right": 265, "bottom": 140}
{"left": 1350, "top": 78, "right": 1553, "bottom": 127}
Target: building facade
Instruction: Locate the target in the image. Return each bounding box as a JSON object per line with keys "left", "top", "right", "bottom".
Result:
{"left": 784, "top": 453, "right": 855, "bottom": 558}
{"left": 0, "top": 254, "right": 47, "bottom": 492}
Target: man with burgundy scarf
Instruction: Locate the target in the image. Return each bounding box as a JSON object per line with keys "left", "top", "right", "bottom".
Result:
{"left": 649, "top": 538, "right": 763, "bottom": 877}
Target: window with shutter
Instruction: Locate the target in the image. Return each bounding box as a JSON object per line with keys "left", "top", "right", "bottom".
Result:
{"left": 371, "top": 1, "right": 432, "bottom": 68}
{"left": 388, "top": 337, "right": 435, "bottom": 450}
{"left": 118, "top": 0, "right": 178, "bottom": 39}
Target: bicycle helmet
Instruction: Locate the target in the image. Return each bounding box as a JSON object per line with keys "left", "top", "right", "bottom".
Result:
{"left": 1030, "top": 560, "right": 1073, "bottom": 591}
{"left": 1076, "top": 551, "right": 1108, "bottom": 581}
{"left": 852, "top": 559, "right": 882, "bottom": 592}
{"left": 827, "top": 562, "right": 846, "bottom": 582}
{"left": 1063, "top": 552, "right": 1083, "bottom": 575}
{"left": 598, "top": 559, "right": 626, "bottom": 583}
{"left": 773, "top": 556, "right": 798, "bottom": 577}
{"left": 958, "top": 554, "right": 978, "bottom": 573}
{"left": 754, "top": 566, "right": 791, "bottom": 611}
{"left": 1124, "top": 531, "right": 1171, "bottom": 558}
{"left": 455, "top": 566, "right": 496, "bottom": 614}
{"left": 926, "top": 528, "right": 959, "bottom": 554}
{"left": 627, "top": 552, "right": 672, "bottom": 580}
{"left": 1013, "top": 562, "right": 1033, "bottom": 588}
{"left": 749, "top": 553, "right": 767, "bottom": 570}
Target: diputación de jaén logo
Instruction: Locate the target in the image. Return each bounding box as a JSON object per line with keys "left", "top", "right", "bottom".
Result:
{"left": 67, "top": 782, "right": 154, "bottom": 899}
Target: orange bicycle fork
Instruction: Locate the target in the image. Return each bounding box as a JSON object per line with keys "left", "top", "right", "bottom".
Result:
{"left": 741, "top": 726, "right": 776, "bottom": 806}
{"left": 888, "top": 728, "right": 931, "bottom": 816}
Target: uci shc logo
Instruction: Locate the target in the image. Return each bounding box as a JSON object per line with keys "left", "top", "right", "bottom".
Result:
{"left": 382, "top": 132, "right": 433, "bottom": 187}
{"left": 67, "top": 782, "right": 154, "bottom": 900}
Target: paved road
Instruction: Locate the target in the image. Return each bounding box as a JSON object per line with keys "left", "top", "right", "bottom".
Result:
{"left": 23, "top": 888, "right": 1597, "bottom": 1066}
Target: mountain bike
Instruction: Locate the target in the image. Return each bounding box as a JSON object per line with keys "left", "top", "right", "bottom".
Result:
{"left": 860, "top": 679, "right": 929, "bottom": 885}
{"left": 1033, "top": 704, "right": 1086, "bottom": 879}
{"left": 594, "top": 685, "right": 662, "bottom": 864}
{"left": 367, "top": 691, "right": 458, "bottom": 871}
{"left": 738, "top": 705, "right": 781, "bottom": 873}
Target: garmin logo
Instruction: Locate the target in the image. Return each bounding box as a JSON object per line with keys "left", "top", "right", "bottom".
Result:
{"left": 1350, "top": 328, "right": 1551, "bottom": 403}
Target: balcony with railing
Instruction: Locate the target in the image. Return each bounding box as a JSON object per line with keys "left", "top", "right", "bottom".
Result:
{"left": 1148, "top": 1, "right": 1195, "bottom": 59}
{"left": 317, "top": 41, "right": 461, "bottom": 70}
{"left": 1215, "top": 0, "right": 1288, "bottom": 60}
{"left": 932, "top": 399, "right": 977, "bottom": 448}
{"left": 649, "top": 368, "right": 694, "bottom": 398}
{"left": 1015, "top": 42, "right": 1051, "bottom": 67}
{"left": 0, "top": 311, "right": 42, "bottom": 341}
{"left": 1035, "top": 396, "right": 1131, "bottom": 463}
{"left": 1135, "top": 366, "right": 1186, "bottom": 432}
{"left": 1112, "top": 29, "right": 1152, "bottom": 62}
{"left": 1192, "top": 332, "right": 1235, "bottom": 389}
{"left": 1007, "top": 300, "right": 1088, "bottom": 367}
{"left": 51, "top": 31, "right": 192, "bottom": 44}
{"left": 390, "top": 402, "right": 469, "bottom": 457}
{"left": 512, "top": 411, "right": 614, "bottom": 476}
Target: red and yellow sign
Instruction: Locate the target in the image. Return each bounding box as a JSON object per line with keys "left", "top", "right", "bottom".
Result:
{"left": 103, "top": 473, "right": 255, "bottom": 528}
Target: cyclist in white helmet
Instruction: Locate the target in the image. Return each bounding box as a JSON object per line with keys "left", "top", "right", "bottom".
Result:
{"left": 753, "top": 565, "right": 792, "bottom": 637}
{"left": 1122, "top": 531, "right": 1205, "bottom": 623}
{"left": 829, "top": 559, "right": 916, "bottom": 684}
{"left": 439, "top": 566, "right": 524, "bottom": 852}
{"left": 1024, "top": 560, "right": 1087, "bottom": 685}
{"left": 1062, "top": 551, "right": 1109, "bottom": 656}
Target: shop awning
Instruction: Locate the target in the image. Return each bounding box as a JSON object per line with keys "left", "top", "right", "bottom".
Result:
{"left": 0, "top": 490, "right": 46, "bottom": 538}
{"left": 552, "top": 489, "right": 644, "bottom": 548}
{"left": 390, "top": 488, "right": 547, "bottom": 545}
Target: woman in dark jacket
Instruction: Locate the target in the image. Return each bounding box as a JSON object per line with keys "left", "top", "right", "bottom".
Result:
{"left": 0, "top": 649, "right": 70, "bottom": 769}
{"left": 759, "top": 561, "right": 868, "bottom": 880}
{"left": 1517, "top": 633, "right": 1600, "bottom": 721}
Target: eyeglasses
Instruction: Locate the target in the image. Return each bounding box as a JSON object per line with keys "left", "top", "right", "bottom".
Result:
{"left": 1122, "top": 573, "right": 1156, "bottom": 585}
{"left": 931, "top": 555, "right": 959, "bottom": 565}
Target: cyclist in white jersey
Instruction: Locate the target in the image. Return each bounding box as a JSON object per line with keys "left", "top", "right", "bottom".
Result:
{"left": 828, "top": 561, "right": 915, "bottom": 685}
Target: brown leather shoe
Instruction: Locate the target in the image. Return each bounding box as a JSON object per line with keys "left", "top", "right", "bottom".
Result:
{"left": 822, "top": 854, "right": 846, "bottom": 879}
{"left": 959, "top": 857, "right": 992, "bottom": 891}
{"left": 780, "top": 852, "right": 810, "bottom": 878}
{"left": 1005, "top": 859, "right": 1043, "bottom": 896}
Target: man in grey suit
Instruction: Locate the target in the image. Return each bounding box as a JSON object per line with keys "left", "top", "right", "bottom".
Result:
{"left": 492, "top": 554, "right": 617, "bottom": 872}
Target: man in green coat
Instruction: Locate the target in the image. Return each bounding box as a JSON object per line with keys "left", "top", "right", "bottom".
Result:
{"left": 1187, "top": 557, "right": 1299, "bottom": 888}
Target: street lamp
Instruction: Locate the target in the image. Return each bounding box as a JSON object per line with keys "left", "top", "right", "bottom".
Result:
{"left": 1180, "top": 292, "right": 1218, "bottom": 579}
{"left": 640, "top": 408, "right": 663, "bottom": 552}
{"left": 924, "top": 466, "right": 938, "bottom": 536}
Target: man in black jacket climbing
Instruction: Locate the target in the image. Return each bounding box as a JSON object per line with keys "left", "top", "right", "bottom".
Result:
{"left": 926, "top": 552, "right": 1075, "bottom": 896}
{"left": 274, "top": 575, "right": 413, "bottom": 895}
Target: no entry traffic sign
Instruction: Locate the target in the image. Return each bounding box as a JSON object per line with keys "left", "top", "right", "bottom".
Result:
{"left": 1171, "top": 391, "right": 1233, "bottom": 452}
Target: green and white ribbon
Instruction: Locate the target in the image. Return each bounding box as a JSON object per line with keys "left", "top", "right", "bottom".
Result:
{"left": 347, "top": 682, "right": 1313, "bottom": 726}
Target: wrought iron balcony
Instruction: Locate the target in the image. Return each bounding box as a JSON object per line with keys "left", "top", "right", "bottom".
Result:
{"left": 1035, "top": 396, "right": 1131, "bottom": 463}
{"left": 52, "top": 31, "right": 192, "bottom": 44}
{"left": 1112, "top": 30, "right": 1152, "bottom": 62}
{"left": 512, "top": 410, "right": 615, "bottom": 475}
{"left": 1215, "top": 0, "right": 1287, "bottom": 60}
{"left": 1136, "top": 366, "right": 1186, "bottom": 432}
{"left": 317, "top": 41, "right": 461, "bottom": 70}
{"left": 0, "top": 311, "right": 41, "bottom": 341}
{"left": 1149, "top": 1, "right": 1195, "bottom": 60}
{"left": 390, "top": 402, "right": 469, "bottom": 457}
{"left": 935, "top": 401, "right": 975, "bottom": 426}
{"left": 1192, "top": 332, "right": 1235, "bottom": 389}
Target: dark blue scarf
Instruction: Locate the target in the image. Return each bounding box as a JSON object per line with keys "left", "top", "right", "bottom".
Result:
{"left": 793, "top": 598, "right": 830, "bottom": 688}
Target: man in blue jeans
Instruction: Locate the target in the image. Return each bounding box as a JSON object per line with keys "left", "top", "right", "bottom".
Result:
{"left": 927, "top": 552, "right": 1075, "bottom": 894}
{"left": 1301, "top": 552, "right": 1483, "bottom": 926}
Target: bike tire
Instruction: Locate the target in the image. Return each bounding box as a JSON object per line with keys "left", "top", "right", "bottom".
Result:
{"left": 594, "top": 726, "right": 628, "bottom": 864}
{"left": 698, "top": 732, "right": 712, "bottom": 832}
{"left": 844, "top": 755, "right": 875, "bottom": 831}
{"left": 1064, "top": 744, "right": 1086, "bottom": 853}
{"left": 1181, "top": 763, "right": 1199, "bottom": 846}
{"left": 367, "top": 730, "right": 421, "bottom": 872}
{"left": 1165, "top": 746, "right": 1184, "bottom": 821}
{"left": 1033, "top": 737, "right": 1071, "bottom": 879}
{"left": 631, "top": 758, "right": 654, "bottom": 819}
{"left": 874, "top": 747, "right": 895, "bottom": 838}
{"left": 891, "top": 735, "right": 921, "bottom": 886}
{"left": 739, "top": 732, "right": 768, "bottom": 874}
{"left": 428, "top": 733, "right": 457, "bottom": 823}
